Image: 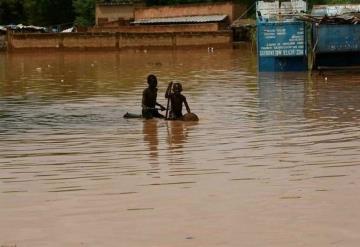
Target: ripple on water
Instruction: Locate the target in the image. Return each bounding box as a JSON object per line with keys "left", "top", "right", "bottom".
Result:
{"left": 0, "top": 51, "right": 359, "bottom": 219}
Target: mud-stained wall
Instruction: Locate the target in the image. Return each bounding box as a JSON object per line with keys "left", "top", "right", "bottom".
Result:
{"left": 90, "top": 23, "right": 221, "bottom": 33}
{"left": 134, "top": 2, "right": 246, "bottom": 23}
{"left": 9, "top": 34, "right": 60, "bottom": 49}
{"left": 8, "top": 32, "right": 231, "bottom": 51}
{"left": 0, "top": 35, "right": 6, "bottom": 50}
{"left": 120, "top": 33, "right": 174, "bottom": 48}
{"left": 62, "top": 34, "right": 117, "bottom": 48}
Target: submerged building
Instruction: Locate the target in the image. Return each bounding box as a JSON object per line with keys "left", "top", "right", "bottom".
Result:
{"left": 256, "top": 0, "right": 308, "bottom": 72}
{"left": 93, "top": 1, "right": 246, "bottom": 33}
{"left": 7, "top": 1, "right": 246, "bottom": 51}
{"left": 95, "top": 0, "right": 145, "bottom": 26}
{"left": 310, "top": 4, "right": 360, "bottom": 69}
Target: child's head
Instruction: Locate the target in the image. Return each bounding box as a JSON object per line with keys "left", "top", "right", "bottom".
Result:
{"left": 173, "top": 83, "right": 182, "bottom": 94}
{"left": 147, "top": 74, "right": 158, "bottom": 88}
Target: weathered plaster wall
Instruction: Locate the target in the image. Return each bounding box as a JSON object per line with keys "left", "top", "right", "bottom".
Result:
{"left": 90, "top": 23, "right": 221, "bottom": 33}
{"left": 0, "top": 35, "right": 6, "bottom": 50}
{"left": 8, "top": 32, "right": 231, "bottom": 51}
{"left": 96, "top": 4, "right": 137, "bottom": 25}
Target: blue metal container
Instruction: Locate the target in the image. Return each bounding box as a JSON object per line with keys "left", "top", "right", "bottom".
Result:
{"left": 313, "top": 24, "right": 360, "bottom": 69}
{"left": 257, "top": 21, "right": 308, "bottom": 72}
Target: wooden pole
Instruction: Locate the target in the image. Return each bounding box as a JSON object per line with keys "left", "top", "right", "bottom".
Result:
{"left": 165, "top": 83, "right": 172, "bottom": 120}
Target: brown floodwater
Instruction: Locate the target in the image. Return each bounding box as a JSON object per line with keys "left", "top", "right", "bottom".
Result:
{"left": 0, "top": 46, "right": 360, "bottom": 247}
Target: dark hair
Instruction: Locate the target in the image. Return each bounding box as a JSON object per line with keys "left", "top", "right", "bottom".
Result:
{"left": 147, "top": 74, "right": 157, "bottom": 88}
{"left": 173, "top": 82, "right": 182, "bottom": 93}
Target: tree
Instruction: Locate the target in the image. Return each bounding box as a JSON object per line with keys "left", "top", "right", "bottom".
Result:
{"left": 23, "top": 0, "right": 75, "bottom": 26}
{"left": 0, "top": 0, "right": 26, "bottom": 24}
{"left": 1, "top": 0, "right": 359, "bottom": 27}
{"left": 73, "top": 0, "right": 96, "bottom": 27}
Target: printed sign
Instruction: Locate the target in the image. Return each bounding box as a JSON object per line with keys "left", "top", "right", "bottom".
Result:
{"left": 317, "top": 25, "right": 360, "bottom": 53}
{"left": 258, "top": 22, "right": 306, "bottom": 57}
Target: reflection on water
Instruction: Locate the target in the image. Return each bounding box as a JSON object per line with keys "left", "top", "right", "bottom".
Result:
{"left": 1, "top": 47, "right": 360, "bottom": 247}
{"left": 143, "top": 120, "right": 159, "bottom": 162}
{"left": 167, "top": 121, "right": 197, "bottom": 150}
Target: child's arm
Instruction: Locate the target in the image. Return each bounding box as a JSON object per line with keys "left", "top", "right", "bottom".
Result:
{"left": 142, "top": 89, "right": 147, "bottom": 107}
{"left": 156, "top": 102, "right": 166, "bottom": 111}
{"left": 183, "top": 96, "right": 191, "bottom": 113}
{"left": 165, "top": 82, "right": 173, "bottom": 98}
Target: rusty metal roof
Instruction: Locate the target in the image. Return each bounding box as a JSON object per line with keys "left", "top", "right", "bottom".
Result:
{"left": 97, "top": 0, "right": 143, "bottom": 5}
{"left": 231, "top": 18, "right": 256, "bottom": 28}
{"left": 132, "top": 15, "right": 227, "bottom": 25}
{"left": 312, "top": 4, "right": 360, "bottom": 17}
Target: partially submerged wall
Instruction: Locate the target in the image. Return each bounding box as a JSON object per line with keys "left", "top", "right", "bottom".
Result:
{"left": 8, "top": 32, "right": 232, "bottom": 51}
{"left": 0, "top": 35, "right": 6, "bottom": 50}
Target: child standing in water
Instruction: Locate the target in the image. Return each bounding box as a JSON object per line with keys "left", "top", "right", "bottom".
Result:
{"left": 142, "top": 74, "right": 166, "bottom": 119}
{"left": 165, "top": 82, "right": 191, "bottom": 120}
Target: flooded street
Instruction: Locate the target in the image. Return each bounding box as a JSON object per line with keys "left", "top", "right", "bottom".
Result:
{"left": 1, "top": 46, "right": 360, "bottom": 247}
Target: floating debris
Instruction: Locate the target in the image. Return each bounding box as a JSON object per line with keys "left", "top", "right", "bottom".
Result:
{"left": 296, "top": 4, "right": 360, "bottom": 24}
{"left": 296, "top": 13, "right": 360, "bottom": 24}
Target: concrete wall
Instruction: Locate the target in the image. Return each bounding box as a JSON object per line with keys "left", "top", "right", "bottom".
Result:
{"left": 63, "top": 34, "right": 117, "bottom": 48}
{"left": 134, "top": 2, "right": 246, "bottom": 23}
{"left": 8, "top": 32, "right": 231, "bottom": 51}
{"left": 9, "top": 33, "right": 59, "bottom": 49}
{"left": 90, "top": 23, "right": 221, "bottom": 33}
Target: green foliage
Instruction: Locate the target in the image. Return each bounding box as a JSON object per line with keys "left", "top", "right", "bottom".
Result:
{"left": 1, "top": 0, "right": 359, "bottom": 27}
{"left": 24, "top": 0, "right": 74, "bottom": 26}
{"left": 73, "top": 0, "right": 96, "bottom": 27}
{"left": 0, "top": 0, "right": 26, "bottom": 24}
{"left": 0, "top": 0, "right": 74, "bottom": 26}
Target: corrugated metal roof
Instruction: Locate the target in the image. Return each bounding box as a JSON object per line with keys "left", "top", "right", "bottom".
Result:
{"left": 231, "top": 18, "right": 256, "bottom": 28}
{"left": 132, "top": 15, "right": 227, "bottom": 25}
{"left": 97, "top": 0, "right": 142, "bottom": 5}
{"left": 312, "top": 4, "right": 360, "bottom": 17}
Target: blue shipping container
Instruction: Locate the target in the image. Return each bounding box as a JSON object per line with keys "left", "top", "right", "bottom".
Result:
{"left": 257, "top": 21, "right": 308, "bottom": 72}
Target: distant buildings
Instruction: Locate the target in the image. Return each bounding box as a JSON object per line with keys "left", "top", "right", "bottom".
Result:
{"left": 3, "top": 2, "right": 252, "bottom": 52}
{"left": 93, "top": 1, "right": 247, "bottom": 33}
{"left": 96, "top": 0, "right": 145, "bottom": 26}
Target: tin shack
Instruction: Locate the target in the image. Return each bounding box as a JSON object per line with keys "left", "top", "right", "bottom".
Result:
{"left": 256, "top": 0, "right": 308, "bottom": 72}
{"left": 310, "top": 4, "right": 360, "bottom": 70}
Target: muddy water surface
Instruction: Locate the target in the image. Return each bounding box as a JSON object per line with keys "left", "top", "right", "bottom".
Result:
{"left": 0, "top": 47, "right": 360, "bottom": 247}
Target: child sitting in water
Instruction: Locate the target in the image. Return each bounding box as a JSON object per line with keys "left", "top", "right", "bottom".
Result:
{"left": 165, "top": 82, "right": 191, "bottom": 120}
{"left": 142, "top": 74, "right": 166, "bottom": 119}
